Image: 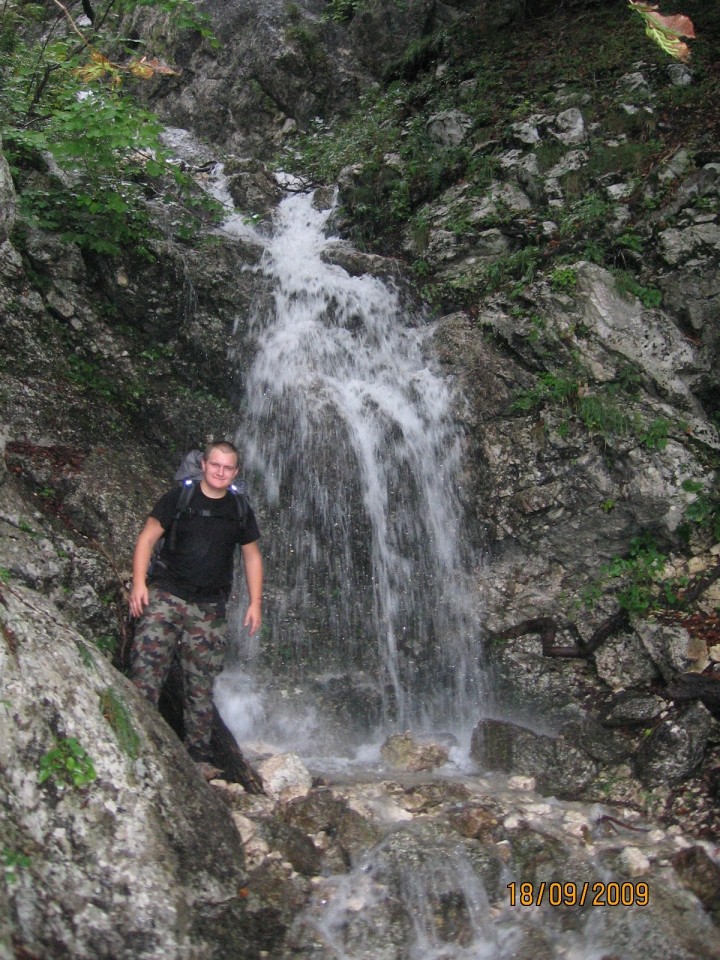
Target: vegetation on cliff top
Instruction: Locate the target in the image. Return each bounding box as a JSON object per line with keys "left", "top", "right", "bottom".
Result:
{"left": 280, "top": 0, "right": 718, "bottom": 302}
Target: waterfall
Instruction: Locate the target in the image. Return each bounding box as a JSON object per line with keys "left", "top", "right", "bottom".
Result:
{"left": 223, "top": 189, "right": 483, "bottom": 745}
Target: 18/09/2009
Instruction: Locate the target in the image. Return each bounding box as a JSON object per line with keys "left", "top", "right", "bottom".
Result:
{"left": 507, "top": 881, "right": 650, "bottom": 907}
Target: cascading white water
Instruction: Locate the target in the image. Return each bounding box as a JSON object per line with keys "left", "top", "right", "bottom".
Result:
{"left": 288, "top": 826, "right": 498, "bottom": 960}
{"left": 222, "top": 189, "right": 483, "bottom": 744}
{"left": 286, "top": 820, "right": 669, "bottom": 960}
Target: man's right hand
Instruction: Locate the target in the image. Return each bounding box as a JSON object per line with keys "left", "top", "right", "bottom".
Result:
{"left": 129, "top": 517, "right": 165, "bottom": 619}
{"left": 129, "top": 583, "right": 149, "bottom": 619}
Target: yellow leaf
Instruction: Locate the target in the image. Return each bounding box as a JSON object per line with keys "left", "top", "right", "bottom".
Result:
{"left": 628, "top": 2, "right": 696, "bottom": 61}
{"left": 645, "top": 9, "right": 696, "bottom": 40}
{"left": 74, "top": 62, "right": 107, "bottom": 82}
{"left": 129, "top": 62, "right": 155, "bottom": 80}
{"left": 127, "top": 56, "right": 181, "bottom": 79}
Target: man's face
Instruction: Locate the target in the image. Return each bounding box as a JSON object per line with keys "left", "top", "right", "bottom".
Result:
{"left": 201, "top": 449, "right": 239, "bottom": 493}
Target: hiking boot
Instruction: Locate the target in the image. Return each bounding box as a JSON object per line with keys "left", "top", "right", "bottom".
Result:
{"left": 195, "top": 761, "right": 224, "bottom": 782}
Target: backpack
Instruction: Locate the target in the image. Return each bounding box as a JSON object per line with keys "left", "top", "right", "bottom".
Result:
{"left": 150, "top": 450, "right": 250, "bottom": 574}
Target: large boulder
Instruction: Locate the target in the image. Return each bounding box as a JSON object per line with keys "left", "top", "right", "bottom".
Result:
{"left": 0, "top": 581, "right": 258, "bottom": 960}
{"left": 470, "top": 718, "right": 599, "bottom": 798}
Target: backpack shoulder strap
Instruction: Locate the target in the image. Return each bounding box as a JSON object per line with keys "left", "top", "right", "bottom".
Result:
{"left": 167, "top": 479, "right": 198, "bottom": 551}
{"left": 177, "top": 478, "right": 198, "bottom": 512}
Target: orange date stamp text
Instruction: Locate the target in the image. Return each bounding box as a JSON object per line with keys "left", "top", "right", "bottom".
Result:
{"left": 507, "top": 881, "right": 649, "bottom": 907}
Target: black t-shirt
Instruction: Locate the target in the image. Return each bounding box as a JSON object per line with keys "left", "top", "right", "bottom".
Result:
{"left": 150, "top": 485, "right": 260, "bottom": 602}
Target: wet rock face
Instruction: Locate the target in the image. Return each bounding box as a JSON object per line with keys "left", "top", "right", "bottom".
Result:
{"left": 633, "top": 702, "right": 718, "bottom": 787}
{"left": 127, "top": 0, "right": 495, "bottom": 159}
{"left": 470, "top": 719, "right": 599, "bottom": 798}
{"left": 0, "top": 135, "right": 16, "bottom": 241}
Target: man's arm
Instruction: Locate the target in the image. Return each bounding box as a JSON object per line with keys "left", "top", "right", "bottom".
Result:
{"left": 129, "top": 517, "right": 165, "bottom": 618}
{"left": 240, "top": 540, "right": 263, "bottom": 635}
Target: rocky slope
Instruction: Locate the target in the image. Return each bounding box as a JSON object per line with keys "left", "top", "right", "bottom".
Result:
{"left": 1, "top": 0, "right": 720, "bottom": 956}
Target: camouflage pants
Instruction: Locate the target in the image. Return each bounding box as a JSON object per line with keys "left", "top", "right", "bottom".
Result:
{"left": 130, "top": 587, "right": 227, "bottom": 762}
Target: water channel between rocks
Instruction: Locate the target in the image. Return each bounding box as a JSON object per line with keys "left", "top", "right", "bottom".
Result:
{"left": 204, "top": 180, "right": 719, "bottom": 960}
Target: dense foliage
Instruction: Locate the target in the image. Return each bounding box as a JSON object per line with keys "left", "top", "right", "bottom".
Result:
{"left": 0, "top": 0, "right": 217, "bottom": 256}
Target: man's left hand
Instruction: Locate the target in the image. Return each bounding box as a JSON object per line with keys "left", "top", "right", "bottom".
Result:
{"left": 244, "top": 601, "right": 262, "bottom": 636}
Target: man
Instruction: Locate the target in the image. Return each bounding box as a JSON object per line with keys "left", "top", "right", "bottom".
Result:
{"left": 129, "top": 440, "right": 262, "bottom": 774}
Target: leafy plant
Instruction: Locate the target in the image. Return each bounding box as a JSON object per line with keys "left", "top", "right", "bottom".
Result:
{"left": 322, "top": 0, "right": 365, "bottom": 23}
{"left": 602, "top": 532, "right": 668, "bottom": 615}
{"left": 524, "top": 312, "right": 546, "bottom": 344}
{"left": 550, "top": 266, "right": 578, "bottom": 292}
{"left": 577, "top": 393, "right": 633, "bottom": 439}
{"left": 93, "top": 633, "right": 119, "bottom": 655}
{"left": 1, "top": 0, "right": 217, "bottom": 256}
{"left": 639, "top": 417, "right": 670, "bottom": 450}
{"left": 485, "top": 245, "right": 541, "bottom": 293}
{"left": 66, "top": 355, "right": 116, "bottom": 399}
{"left": 614, "top": 270, "right": 663, "bottom": 308}
{"left": 615, "top": 361, "right": 644, "bottom": 396}
{"left": 511, "top": 366, "right": 676, "bottom": 449}
{"left": 679, "top": 478, "right": 720, "bottom": 541}
{"left": 560, "top": 193, "right": 614, "bottom": 238}
{"left": 617, "top": 231, "right": 644, "bottom": 253}
{"left": 511, "top": 372, "right": 580, "bottom": 412}
{"left": 38, "top": 737, "right": 97, "bottom": 789}
{"left": 2, "top": 847, "right": 31, "bottom": 885}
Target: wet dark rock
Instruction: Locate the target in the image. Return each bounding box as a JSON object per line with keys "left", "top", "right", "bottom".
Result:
{"left": 210, "top": 705, "right": 266, "bottom": 793}
{"left": 673, "top": 845, "right": 720, "bottom": 925}
{"left": 447, "top": 800, "right": 503, "bottom": 841}
{"left": 363, "top": 822, "right": 491, "bottom": 945}
{"left": 506, "top": 825, "right": 569, "bottom": 886}
{"left": 281, "top": 788, "right": 383, "bottom": 869}
{"left": 633, "top": 702, "right": 717, "bottom": 787}
{"left": 669, "top": 673, "right": 720, "bottom": 719}
{"left": 260, "top": 819, "right": 324, "bottom": 876}
{"left": 380, "top": 731, "right": 450, "bottom": 771}
{"left": 601, "top": 691, "right": 668, "bottom": 727}
{"left": 401, "top": 779, "right": 470, "bottom": 812}
{"left": 321, "top": 240, "right": 408, "bottom": 284}
{"left": 310, "top": 671, "right": 385, "bottom": 731}
{"left": 471, "top": 718, "right": 598, "bottom": 798}
{"left": 223, "top": 157, "right": 285, "bottom": 218}
{"left": 243, "top": 858, "right": 314, "bottom": 954}
{"left": 558, "top": 716, "right": 635, "bottom": 765}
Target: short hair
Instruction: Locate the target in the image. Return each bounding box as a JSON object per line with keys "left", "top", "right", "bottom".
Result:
{"left": 203, "top": 439, "right": 240, "bottom": 466}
